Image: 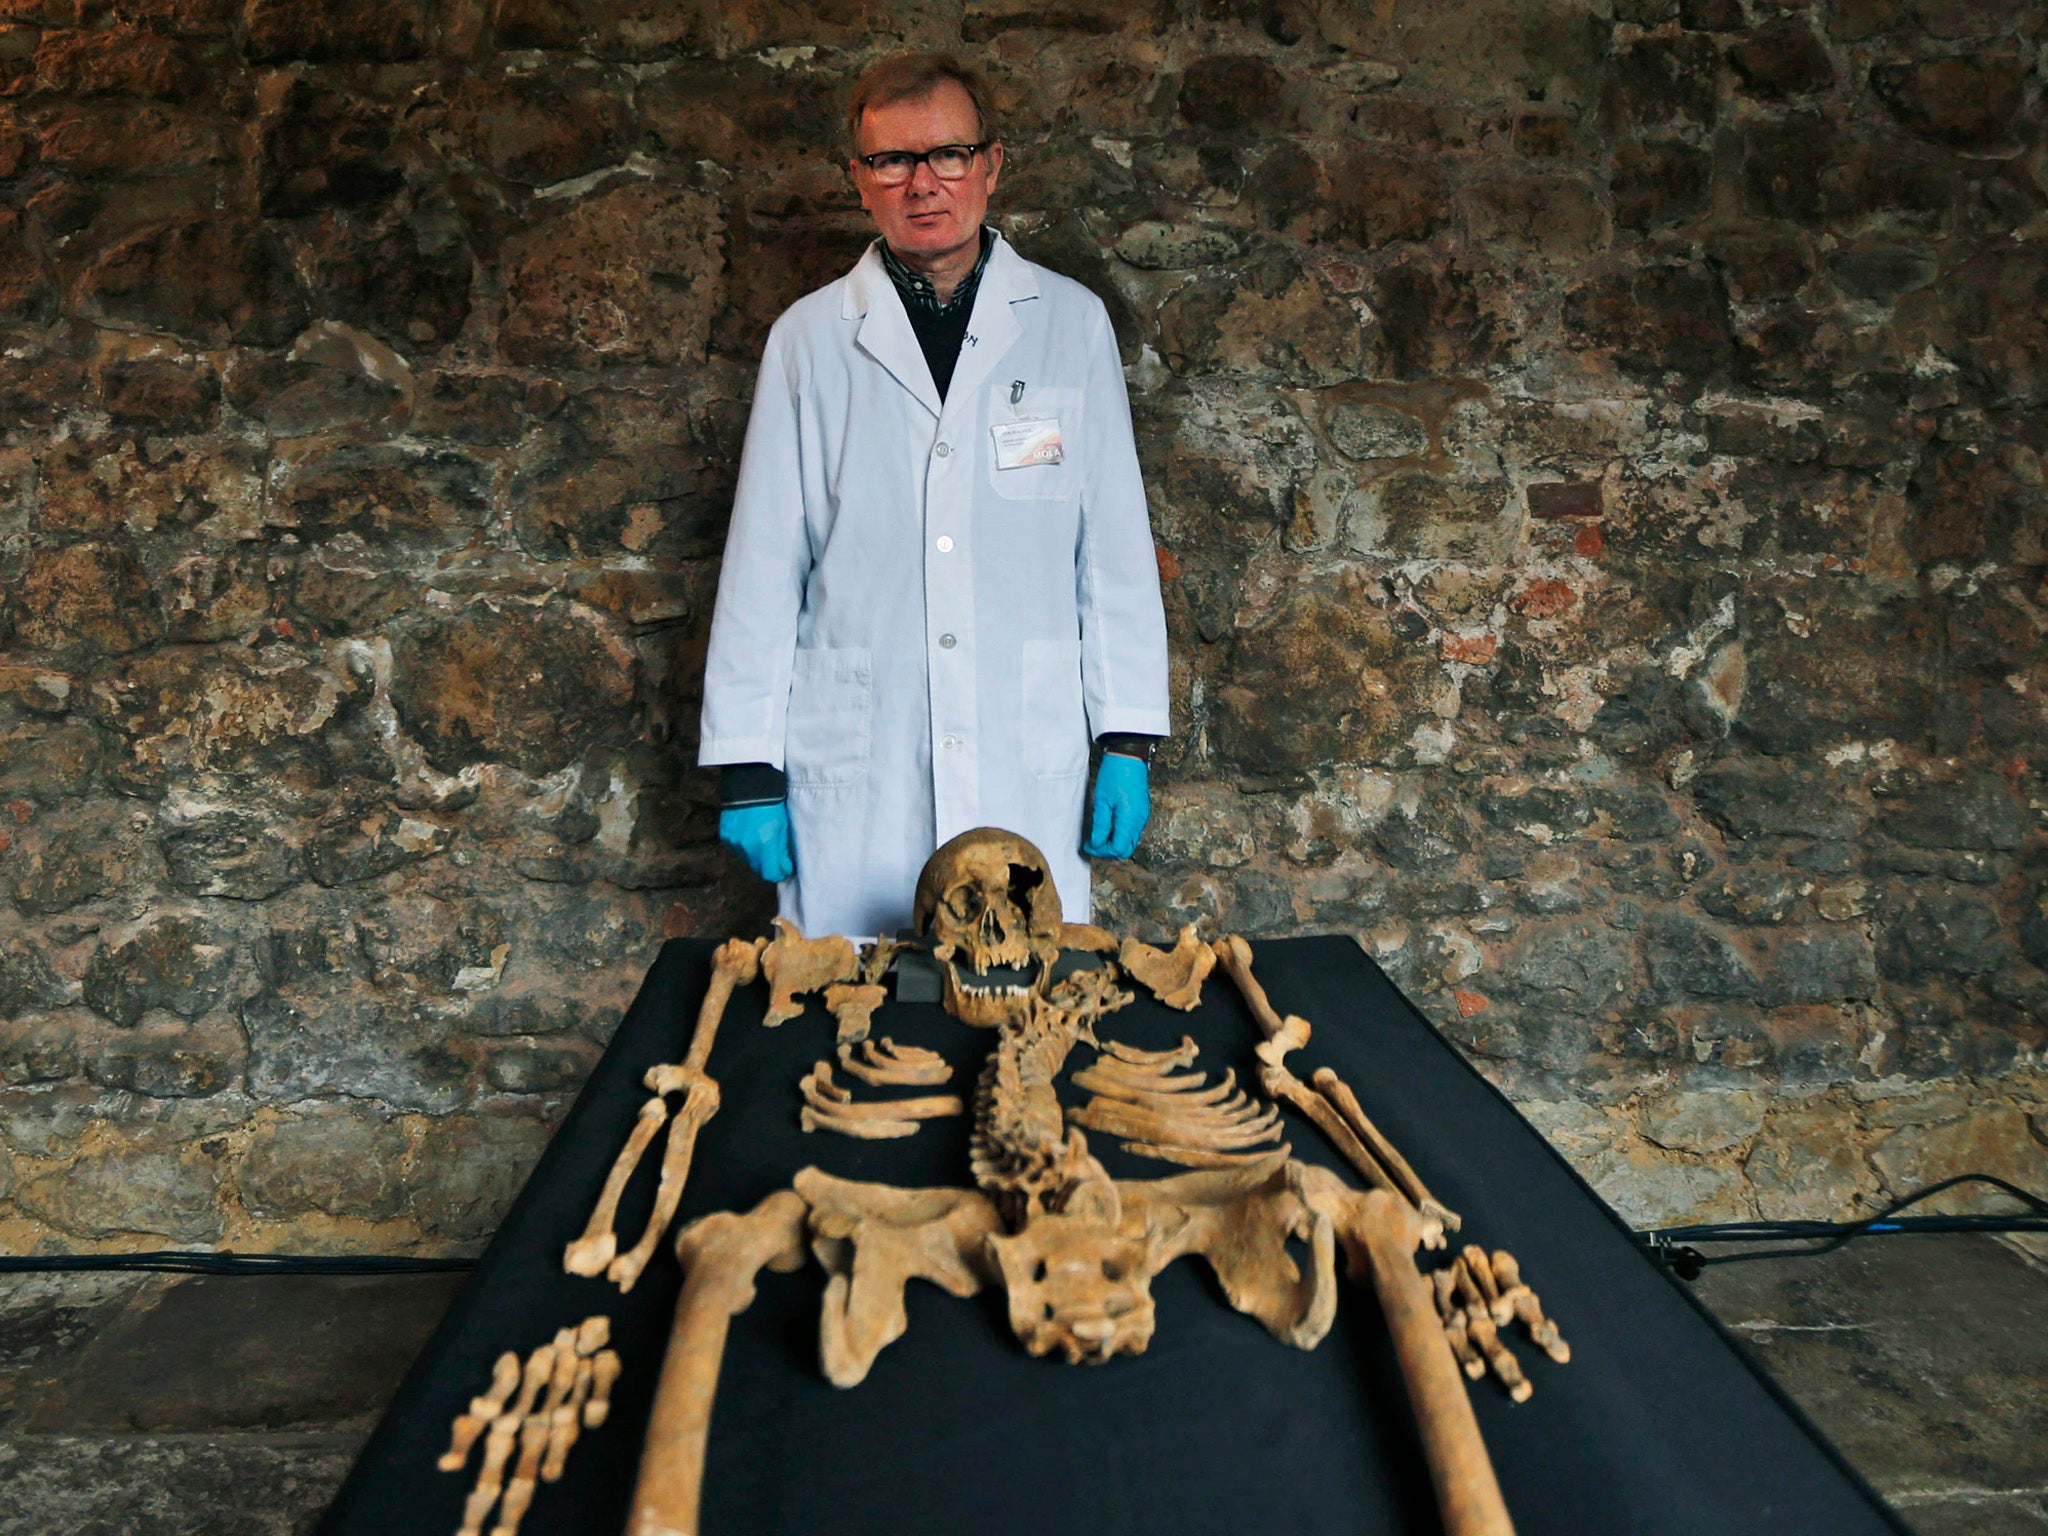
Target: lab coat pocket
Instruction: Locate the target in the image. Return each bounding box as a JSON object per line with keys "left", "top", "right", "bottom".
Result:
{"left": 784, "top": 647, "right": 872, "bottom": 787}
{"left": 1020, "top": 639, "right": 1088, "bottom": 780}
{"left": 986, "top": 385, "right": 1079, "bottom": 503}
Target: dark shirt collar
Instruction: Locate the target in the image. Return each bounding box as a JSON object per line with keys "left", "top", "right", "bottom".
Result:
{"left": 879, "top": 228, "right": 993, "bottom": 318}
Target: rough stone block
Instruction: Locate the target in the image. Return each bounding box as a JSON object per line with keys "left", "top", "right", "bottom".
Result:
{"left": 1871, "top": 53, "right": 2028, "bottom": 151}
{"left": 405, "top": 1113, "right": 550, "bottom": 1241}
{"left": 1584, "top": 1143, "right": 1749, "bottom": 1227}
{"left": 1158, "top": 250, "right": 1368, "bottom": 386}
{"left": 85, "top": 1012, "right": 243, "bottom": 1097}
{"left": 1870, "top": 1107, "right": 2048, "bottom": 1213}
{"left": 10, "top": 544, "right": 162, "bottom": 660}
{"left": 242, "top": 993, "right": 471, "bottom": 1114}
{"left": 0, "top": 729, "right": 96, "bottom": 811}
{"left": 243, "top": 0, "right": 423, "bottom": 62}
{"left": 1643, "top": 908, "right": 1761, "bottom": 1001}
{"left": 0, "top": 1008, "right": 85, "bottom": 1082}
{"left": 1875, "top": 769, "right": 2025, "bottom": 852}
{"left": 11, "top": 814, "right": 146, "bottom": 917}
{"left": 1208, "top": 567, "right": 1442, "bottom": 774}
{"left": 1640, "top": 1088, "right": 1766, "bottom": 1154}
{"left": 1563, "top": 261, "right": 1734, "bottom": 380}
{"left": 1727, "top": 18, "right": 1836, "bottom": 99}
{"left": 1745, "top": 1106, "right": 1874, "bottom": 1220}
{"left": 1177, "top": 53, "right": 1288, "bottom": 131}
{"left": 75, "top": 218, "right": 306, "bottom": 348}
{"left": 1601, "top": 32, "right": 1720, "bottom": 132}
{"left": 1370, "top": 253, "right": 1511, "bottom": 379}
{"left": 1754, "top": 926, "right": 1878, "bottom": 1007}
{"left": 480, "top": 1035, "right": 599, "bottom": 1093}
{"left": 499, "top": 183, "right": 724, "bottom": 371}
{"left": 157, "top": 800, "right": 300, "bottom": 900}
{"left": 81, "top": 912, "right": 238, "bottom": 1027}
{"left": 16, "top": 1139, "right": 223, "bottom": 1240}
{"left": 238, "top": 1106, "right": 409, "bottom": 1220}
{"left": 387, "top": 601, "right": 635, "bottom": 777}
{"left": 1877, "top": 886, "right": 2007, "bottom": 982}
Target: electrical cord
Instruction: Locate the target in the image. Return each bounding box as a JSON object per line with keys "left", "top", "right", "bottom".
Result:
{"left": 5, "top": 1177, "right": 2042, "bottom": 1283}
{"left": 1640, "top": 1173, "right": 2048, "bottom": 1280}
{"left": 0, "top": 1251, "right": 478, "bottom": 1276}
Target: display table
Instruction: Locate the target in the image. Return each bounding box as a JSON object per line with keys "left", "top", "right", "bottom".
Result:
{"left": 319, "top": 936, "right": 1905, "bottom": 1536}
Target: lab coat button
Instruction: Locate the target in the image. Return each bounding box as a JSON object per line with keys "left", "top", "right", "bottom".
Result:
{"left": 935, "top": 535, "right": 954, "bottom": 553}
{"left": 938, "top": 633, "right": 956, "bottom": 649}
{"left": 941, "top": 734, "right": 960, "bottom": 750}
{"left": 935, "top": 442, "right": 951, "bottom": 457}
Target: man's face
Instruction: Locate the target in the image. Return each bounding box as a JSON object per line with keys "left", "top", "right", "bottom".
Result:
{"left": 850, "top": 80, "right": 1004, "bottom": 261}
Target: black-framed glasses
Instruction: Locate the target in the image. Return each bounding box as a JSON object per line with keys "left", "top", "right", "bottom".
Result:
{"left": 854, "top": 142, "right": 991, "bottom": 186}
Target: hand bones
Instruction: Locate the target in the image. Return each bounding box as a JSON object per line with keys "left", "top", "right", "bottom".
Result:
{"left": 439, "top": 1315, "right": 620, "bottom": 1536}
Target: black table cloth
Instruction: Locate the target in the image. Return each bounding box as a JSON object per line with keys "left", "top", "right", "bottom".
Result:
{"left": 320, "top": 936, "right": 1906, "bottom": 1536}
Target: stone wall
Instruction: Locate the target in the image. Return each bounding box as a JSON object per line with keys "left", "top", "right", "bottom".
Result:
{"left": 1, "top": 0, "right": 2044, "bottom": 1252}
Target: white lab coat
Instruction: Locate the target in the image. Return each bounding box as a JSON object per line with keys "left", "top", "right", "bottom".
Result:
{"left": 697, "top": 232, "right": 1171, "bottom": 939}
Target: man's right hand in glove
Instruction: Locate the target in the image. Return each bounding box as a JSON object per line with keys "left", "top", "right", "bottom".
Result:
{"left": 718, "top": 801, "right": 793, "bottom": 883}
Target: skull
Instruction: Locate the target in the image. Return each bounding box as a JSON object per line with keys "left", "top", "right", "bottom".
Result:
{"left": 913, "top": 828, "right": 1064, "bottom": 1026}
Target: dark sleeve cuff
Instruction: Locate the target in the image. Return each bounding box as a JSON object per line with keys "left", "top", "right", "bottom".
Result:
{"left": 1096, "top": 733, "right": 1161, "bottom": 762}
{"left": 719, "top": 762, "right": 787, "bottom": 807}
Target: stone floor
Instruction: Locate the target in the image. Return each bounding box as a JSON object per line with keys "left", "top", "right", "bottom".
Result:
{"left": 0, "top": 1237, "right": 2042, "bottom": 1534}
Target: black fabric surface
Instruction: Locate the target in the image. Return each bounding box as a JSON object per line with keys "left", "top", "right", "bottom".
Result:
{"left": 319, "top": 937, "right": 1908, "bottom": 1536}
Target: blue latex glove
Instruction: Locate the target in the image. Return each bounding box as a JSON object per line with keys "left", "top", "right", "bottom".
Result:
{"left": 719, "top": 802, "right": 794, "bottom": 883}
{"left": 1082, "top": 753, "right": 1150, "bottom": 860}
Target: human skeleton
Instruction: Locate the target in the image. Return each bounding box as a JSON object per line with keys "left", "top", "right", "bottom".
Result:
{"left": 440, "top": 828, "right": 1568, "bottom": 1536}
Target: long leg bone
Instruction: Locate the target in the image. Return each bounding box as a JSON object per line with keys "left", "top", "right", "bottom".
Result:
{"left": 1302, "top": 1172, "right": 1517, "bottom": 1536}
{"left": 1212, "top": 935, "right": 1447, "bottom": 1250}
{"left": 628, "top": 1189, "right": 811, "bottom": 1536}
{"left": 1118, "top": 924, "right": 1216, "bottom": 1010}
{"left": 1489, "top": 1249, "right": 1571, "bottom": 1363}
{"left": 566, "top": 937, "right": 761, "bottom": 1280}
{"left": 1319, "top": 1067, "right": 1461, "bottom": 1234}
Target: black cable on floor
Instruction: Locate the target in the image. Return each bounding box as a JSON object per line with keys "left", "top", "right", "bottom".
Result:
{"left": 0, "top": 1251, "right": 479, "bottom": 1277}
{"left": 1640, "top": 1173, "right": 2048, "bottom": 1280}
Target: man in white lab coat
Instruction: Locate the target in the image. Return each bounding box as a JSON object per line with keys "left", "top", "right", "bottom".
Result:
{"left": 697, "top": 53, "right": 1170, "bottom": 940}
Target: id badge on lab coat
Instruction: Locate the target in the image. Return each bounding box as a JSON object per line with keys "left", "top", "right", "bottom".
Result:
{"left": 991, "top": 416, "right": 1064, "bottom": 469}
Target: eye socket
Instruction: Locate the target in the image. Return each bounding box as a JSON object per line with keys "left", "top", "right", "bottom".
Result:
{"left": 1006, "top": 861, "right": 1045, "bottom": 910}
{"left": 945, "top": 887, "right": 979, "bottom": 922}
